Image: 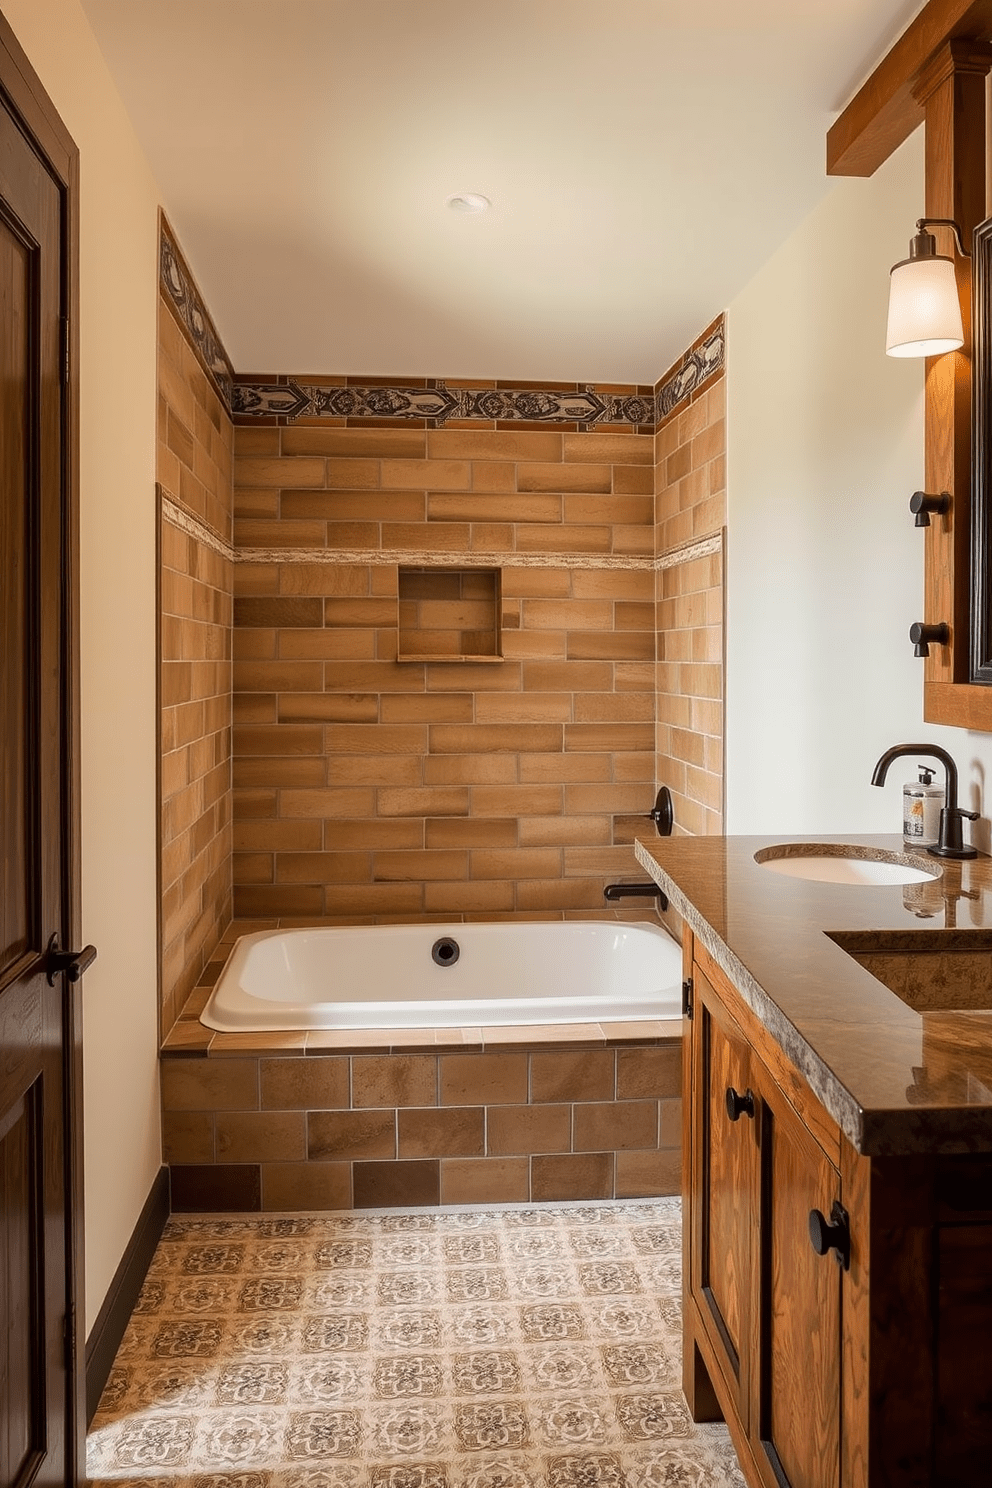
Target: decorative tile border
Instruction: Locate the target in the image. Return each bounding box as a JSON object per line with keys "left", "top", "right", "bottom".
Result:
{"left": 656, "top": 319, "right": 725, "bottom": 423}
{"left": 161, "top": 493, "right": 721, "bottom": 575}
{"left": 161, "top": 490, "right": 236, "bottom": 563}
{"left": 230, "top": 379, "right": 658, "bottom": 430}
{"left": 656, "top": 532, "right": 723, "bottom": 570}
{"left": 160, "top": 216, "right": 236, "bottom": 409}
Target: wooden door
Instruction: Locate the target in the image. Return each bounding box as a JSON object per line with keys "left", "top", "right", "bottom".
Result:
{"left": 0, "top": 40, "right": 82, "bottom": 1488}
{"left": 690, "top": 968, "right": 759, "bottom": 1424}
{"left": 754, "top": 1074, "right": 841, "bottom": 1488}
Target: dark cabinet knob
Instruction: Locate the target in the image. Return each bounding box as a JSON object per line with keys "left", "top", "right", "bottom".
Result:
{"left": 46, "top": 933, "right": 97, "bottom": 986}
{"left": 910, "top": 622, "right": 949, "bottom": 657}
{"left": 909, "top": 490, "right": 950, "bottom": 527}
{"left": 808, "top": 1201, "right": 850, "bottom": 1270}
{"left": 725, "top": 1086, "right": 755, "bottom": 1122}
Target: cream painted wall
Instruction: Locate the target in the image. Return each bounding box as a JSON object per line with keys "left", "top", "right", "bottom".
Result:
{"left": 2, "top": 0, "right": 163, "bottom": 1329}
{"left": 726, "top": 127, "right": 992, "bottom": 846}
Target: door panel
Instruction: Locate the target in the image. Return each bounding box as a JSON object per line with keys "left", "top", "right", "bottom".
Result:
{"left": 757, "top": 1082, "right": 841, "bottom": 1488}
{"left": 693, "top": 971, "right": 758, "bottom": 1420}
{"left": 0, "top": 78, "right": 74, "bottom": 1488}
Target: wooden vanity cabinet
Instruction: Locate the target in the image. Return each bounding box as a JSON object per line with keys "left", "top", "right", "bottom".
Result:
{"left": 685, "top": 945, "right": 843, "bottom": 1488}
{"left": 682, "top": 932, "right": 992, "bottom": 1488}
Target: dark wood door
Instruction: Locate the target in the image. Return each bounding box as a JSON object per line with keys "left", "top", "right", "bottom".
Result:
{"left": 0, "top": 74, "right": 79, "bottom": 1488}
{"left": 691, "top": 969, "right": 759, "bottom": 1425}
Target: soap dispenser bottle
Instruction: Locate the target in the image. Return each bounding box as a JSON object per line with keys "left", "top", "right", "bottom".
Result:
{"left": 903, "top": 765, "right": 942, "bottom": 848}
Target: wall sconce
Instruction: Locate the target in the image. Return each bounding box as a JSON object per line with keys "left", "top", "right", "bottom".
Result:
{"left": 886, "top": 218, "right": 969, "bottom": 358}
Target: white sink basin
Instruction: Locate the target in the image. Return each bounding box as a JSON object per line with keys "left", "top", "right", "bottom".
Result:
{"left": 754, "top": 844, "right": 940, "bottom": 887}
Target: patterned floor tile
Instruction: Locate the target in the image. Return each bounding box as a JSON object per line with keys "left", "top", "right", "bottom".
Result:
{"left": 88, "top": 1199, "right": 745, "bottom": 1488}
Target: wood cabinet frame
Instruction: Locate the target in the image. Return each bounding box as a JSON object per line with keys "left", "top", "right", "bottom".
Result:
{"left": 828, "top": 2, "right": 992, "bottom": 728}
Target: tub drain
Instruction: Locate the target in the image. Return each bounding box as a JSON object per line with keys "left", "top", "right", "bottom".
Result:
{"left": 431, "top": 936, "right": 460, "bottom": 967}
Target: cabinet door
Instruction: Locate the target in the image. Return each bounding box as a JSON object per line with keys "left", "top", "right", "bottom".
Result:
{"left": 690, "top": 969, "right": 759, "bottom": 1421}
{"left": 753, "top": 1071, "right": 841, "bottom": 1488}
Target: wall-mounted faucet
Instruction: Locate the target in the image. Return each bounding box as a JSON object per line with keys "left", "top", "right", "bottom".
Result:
{"left": 604, "top": 881, "right": 669, "bottom": 909}
{"left": 871, "top": 743, "right": 978, "bottom": 859}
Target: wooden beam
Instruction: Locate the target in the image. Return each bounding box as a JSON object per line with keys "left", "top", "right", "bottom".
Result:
{"left": 827, "top": 0, "right": 992, "bottom": 177}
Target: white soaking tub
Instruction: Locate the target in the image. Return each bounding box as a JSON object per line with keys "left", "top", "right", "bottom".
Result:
{"left": 200, "top": 920, "right": 683, "bottom": 1032}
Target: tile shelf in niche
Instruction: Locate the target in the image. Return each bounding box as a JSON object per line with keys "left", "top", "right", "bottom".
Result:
{"left": 396, "top": 564, "right": 503, "bottom": 663}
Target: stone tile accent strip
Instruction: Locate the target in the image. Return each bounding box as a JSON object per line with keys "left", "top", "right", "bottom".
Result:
{"left": 87, "top": 1202, "right": 745, "bottom": 1488}
{"left": 160, "top": 214, "right": 236, "bottom": 410}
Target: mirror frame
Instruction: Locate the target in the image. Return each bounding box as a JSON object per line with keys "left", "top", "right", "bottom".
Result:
{"left": 971, "top": 215, "right": 992, "bottom": 684}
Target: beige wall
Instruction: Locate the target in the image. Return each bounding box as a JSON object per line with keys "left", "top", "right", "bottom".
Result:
{"left": 3, "top": 0, "right": 164, "bottom": 1330}
{"left": 726, "top": 126, "right": 992, "bottom": 840}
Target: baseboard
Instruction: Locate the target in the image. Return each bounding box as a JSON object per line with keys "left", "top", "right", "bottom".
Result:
{"left": 85, "top": 1165, "right": 170, "bottom": 1423}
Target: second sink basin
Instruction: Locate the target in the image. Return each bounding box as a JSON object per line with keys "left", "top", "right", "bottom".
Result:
{"left": 754, "top": 843, "right": 940, "bottom": 887}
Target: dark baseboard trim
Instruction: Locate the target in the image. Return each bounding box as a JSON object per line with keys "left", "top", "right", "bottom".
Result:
{"left": 85, "top": 1165, "right": 170, "bottom": 1423}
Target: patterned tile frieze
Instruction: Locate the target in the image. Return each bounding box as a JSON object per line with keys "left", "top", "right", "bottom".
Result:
{"left": 655, "top": 320, "right": 725, "bottom": 424}
{"left": 231, "top": 380, "right": 658, "bottom": 430}
{"left": 88, "top": 1201, "right": 746, "bottom": 1488}
{"left": 160, "top": 216, "right": 236, "bottom": 410}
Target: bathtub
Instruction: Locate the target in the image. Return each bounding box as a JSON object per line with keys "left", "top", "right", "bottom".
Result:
{"left": 200, "top": 920, "right": 683, "bottom": 1033}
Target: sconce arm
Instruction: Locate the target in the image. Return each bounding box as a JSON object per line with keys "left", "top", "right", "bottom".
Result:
{"left": 917, "top": 218, "right": 970, "bottom": 258}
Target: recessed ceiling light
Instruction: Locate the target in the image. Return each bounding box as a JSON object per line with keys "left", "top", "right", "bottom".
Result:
{"left": 446, "top": 193, "right": 491, "bottom": 214}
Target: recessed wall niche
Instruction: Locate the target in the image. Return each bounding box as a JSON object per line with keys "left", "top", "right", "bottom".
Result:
{"left": 397, "top": 566, "right": 502, "bottom": 662}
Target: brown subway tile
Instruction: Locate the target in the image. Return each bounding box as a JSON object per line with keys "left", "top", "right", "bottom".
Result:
{"left": 517, "top": 463, "right": 611, "bottom": 494}
{"left": 353, "top": 1159, "right": 440, "bottom": 1208}
{"left": 429, "top": 724, "right": 563, "bottom": 754}
{"left": 566, "top": 631, "right": 654, "bottom": 661}
{"left": 518, "top": 754, "right": 611, "bottom": 784}
{"left": 440, "top": 1157, "right": 530, "bottom": 1204}
{"left": 282, "top": 427, "right": 426, "bottom": 458}
{"left": 518, "top": 815, "right": 611, "bottom": 848}
{"left": 530, "top": 1153, "right": 614, "bottom": 1201}
{"left": 423, "top": 881, "right": 516, "bottom": 913}
{"left": 352, "top": 1055, "right": 438, "bottom": 1108}
{"left": 615, "top": 1148, "right": 681, "bottom": 1198}
{"left": 308, "top": 1109, "right": 396, "bottom": 1159}
{"left": 440, "top": 1053, "right": 528, "bottom": 1106}
{"left": 170, "top": 1164, "right": 261, "bottom": 1212}
{"left": 572, "top": 1100, "right": 659, "bottom": 1151}
{"left": 373, "top": 850, "right": 468, "bottom": 882}
{"left": 486, "top": 1104, "right": 571, "bottom": 1155}
{"left": 423, "top": 755, "right": 518, "bottom": 786}
{"left": 323, "top": 819, "right": 424, "bottom": 850}
{"left": 216, "top": 1111, "right": 306, "bottom": 1163}
{"left": 380, "top": 693, "right": 474, "bottom": 723}
{"left": 398, "top": 1106, "right": 485, "bottom": 1158}
{"left": 277, "top": 694, "right": 377, "bottom": 725}
{"left": 234, "top": 885, "right": 325, "bottom": 917}
{"left": 471, "top": 786, "right": 563, "bottom": 817}
{"left": 324, "top": 755, "right": 422, "bottom": 785}
{"left": 531, "top": 1050, "right": 615, "bottom": 1102}
{"left": 425, "top": 818, "right": 518, "bottom": 849}
{"left": 377, "top": 787, "right": 470, "bottom": 816}
{"left": 261, "top": 1161, "right": 353, "bottom": 1210}
{"left": 324, "top": 884, "right": 425, "bottom": 916}
{"left": 161, "top": 1058, "right": 258, "bottom": 1112}
{"left": 470, "top": 849, "right": 560, "bottom": 880}
{"left": 260, "top": 1056, "right": 350, "bottom": 1109}
{"left": 162, "top": 1111, "right": 215, "bottom": 1164}
{"left": 235, "top": 457, "right": 325, "bottom": 487}
{"left": 427, "top": 430, "right": 563, "bottom": 461}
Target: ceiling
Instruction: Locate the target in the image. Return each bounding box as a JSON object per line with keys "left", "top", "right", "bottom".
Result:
{"left": 80, "top": 0, "right": 927, "bottom": 384}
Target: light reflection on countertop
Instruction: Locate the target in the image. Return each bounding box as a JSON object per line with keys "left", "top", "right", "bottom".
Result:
{"left": 635, "top": 833, "right": 992, "bottom": 1155}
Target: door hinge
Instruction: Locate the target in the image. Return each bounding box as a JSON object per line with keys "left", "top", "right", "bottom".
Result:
{"left": 682, "top": 976, "right": 694, "bottom": 1019}
{"left": 60, "top": 316, "right": 70, "bottom": 385}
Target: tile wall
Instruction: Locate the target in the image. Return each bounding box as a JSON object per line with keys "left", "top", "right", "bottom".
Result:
{"left": 157, "top": 227, "right": 236, "bottom": 1038}
{"left": 230, "top": 423, "right": 659, "bottom": 920}
{"left": 161, "top": 1032, "right": 682, "bottom": 1210}
{"left": 654, "top": 319, "right": 727, "bottom": 835}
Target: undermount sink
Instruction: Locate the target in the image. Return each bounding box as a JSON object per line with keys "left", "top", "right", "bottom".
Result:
{"left": 754, "top": 843, "right": 941, "bottom": 887}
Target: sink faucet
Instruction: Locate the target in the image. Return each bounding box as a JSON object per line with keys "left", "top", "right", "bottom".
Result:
{"left": 870, "top": 743, "right": 978, "bottom": 859}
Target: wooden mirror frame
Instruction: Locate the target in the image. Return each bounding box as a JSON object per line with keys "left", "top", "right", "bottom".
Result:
{"left": 971, "top": 215, "right": 992, "bottom": 683}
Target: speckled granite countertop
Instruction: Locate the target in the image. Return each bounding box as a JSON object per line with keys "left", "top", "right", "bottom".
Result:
{"left": 635, "top": 833, "right": 992, "bottom": 1157}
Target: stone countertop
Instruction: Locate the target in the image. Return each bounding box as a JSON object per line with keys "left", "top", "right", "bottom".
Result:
{"left": 635, "top": 833, "right": 992, "bottom": 1157}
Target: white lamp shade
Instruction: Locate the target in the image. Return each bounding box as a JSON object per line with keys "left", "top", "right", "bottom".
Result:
{"left": 886, "top": 255, "right": 964, "bottom": 357}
